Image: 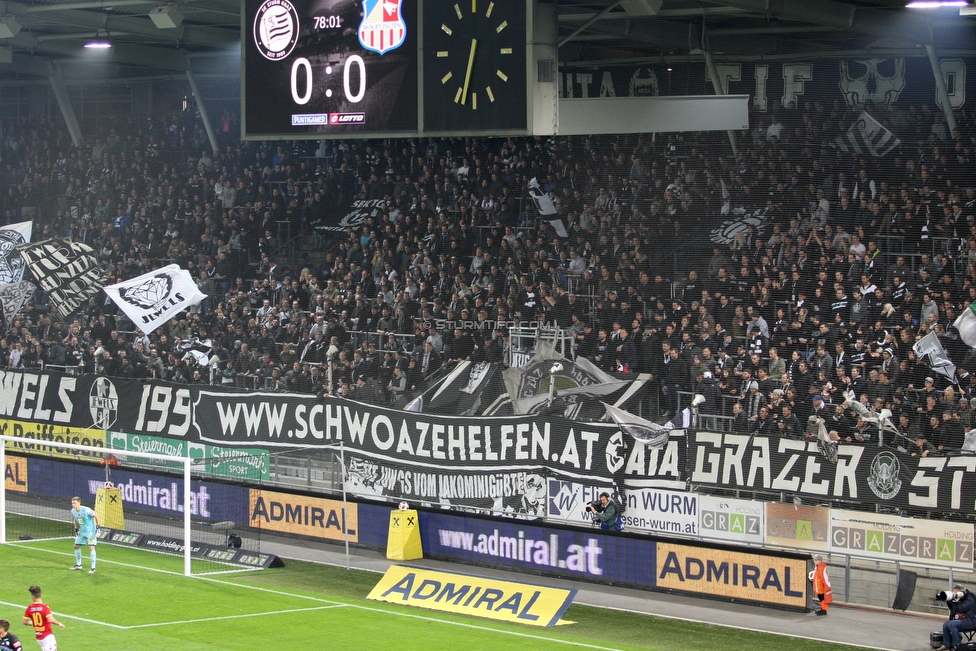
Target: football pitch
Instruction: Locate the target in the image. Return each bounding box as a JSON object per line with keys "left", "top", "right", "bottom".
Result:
{"left": 0, "top": 540, "right": 869, "bottom": 651}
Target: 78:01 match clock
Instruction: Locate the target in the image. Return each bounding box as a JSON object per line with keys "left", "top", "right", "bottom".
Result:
{"left": 243, "top": 0, "right": 419, "bottom": 138}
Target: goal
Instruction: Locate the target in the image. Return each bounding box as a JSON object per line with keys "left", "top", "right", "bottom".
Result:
{"left": 1, "top": 434, "right": 266, "bottom": 576}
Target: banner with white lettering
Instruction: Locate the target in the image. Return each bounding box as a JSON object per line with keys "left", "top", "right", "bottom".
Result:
{"left": 18, "top": 239, "right": 107, "bottom": 320}
{"left": 184, "top": 388, "right": 686, "bottom": 489}
{"left": 346, "top": 454, "right": 548, "bottom": 516}
{"left": 558, "top": 58, "right": 974, "bottom": 116}
{"left": 686, "top": 431, "right": 976, "bottom": 514}
{"left": 102, "top": 264, "right": 206, "bottom": 335}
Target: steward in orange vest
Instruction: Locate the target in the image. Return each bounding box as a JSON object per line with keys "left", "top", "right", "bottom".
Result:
{"left": 809, "top": 554, "right": 833, "bottom": 616}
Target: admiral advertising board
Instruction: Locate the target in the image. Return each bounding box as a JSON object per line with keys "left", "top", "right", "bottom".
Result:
{"left": 367, "top": 565, "right": 576, "bottom": 627}
{"left": 4, "top": 454, "right": 26, "bottom": 493}
{"left": 423, "top": 511, "right": 809, "bottom": 609}
{"left": 655, "top": 542, "right": 807, "bottom": 609}
{"left": 248, "top": 488, "right": 359, "bottom": 543}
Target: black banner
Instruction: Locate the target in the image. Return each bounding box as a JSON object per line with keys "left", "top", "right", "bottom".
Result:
{"left": 186, "top": 387, "right": 685, "bottom": 489}
{"left": 20, "top": 367, "right": 976, "bottom": 514}
{"left": 18, "top": 239, "right": 107, "bottom": 321}
{"left": 687, "top": 431, "right": 976, "bottom": 514}
{"left": 0, "top": 369, "right": 680, "bottom": 490}
{"left": 315, "top": 198, "right": 386, "bottom": 233}
{"left": 560, "top": 57, "right": 974, "bottom": 114}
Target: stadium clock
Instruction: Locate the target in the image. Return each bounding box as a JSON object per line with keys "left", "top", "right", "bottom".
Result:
{"left": 422, "top": 0, "right": 527, "bottom": 133}
{"left": 243, "top": 0, "right": 418, "bottom": 138}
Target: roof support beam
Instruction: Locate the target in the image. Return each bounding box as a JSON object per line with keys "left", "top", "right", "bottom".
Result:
{"left": 48, "top": 62, "right": 83, "bottom": 146}
{"left": 716, "top": 0, "right": 934, "bottom": 45}
{"left": 567, "top": 16, "right": 699, "bottom": 49}
{"left": 6, "top": 1, "right": 237, "bottom": 48}
{"left": 925, "top": 44, "right": 957, "bottom": 135}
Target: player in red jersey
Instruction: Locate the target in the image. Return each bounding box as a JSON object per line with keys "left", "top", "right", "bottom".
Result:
{"left": 21, "top": 587, "right": 64, "bottom": 651}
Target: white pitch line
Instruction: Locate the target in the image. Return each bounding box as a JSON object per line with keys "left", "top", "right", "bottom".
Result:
{"left": 199, "top": 576, "right": 628, "bottom": 651}
{"left": 0, "top": 600, "right": 126, "bottom": 630}
{"left": 125, "top": 605, "right": 347, "bottom": 629}
{"left": 12, "top": 546, "right": 627, "bottom": 650}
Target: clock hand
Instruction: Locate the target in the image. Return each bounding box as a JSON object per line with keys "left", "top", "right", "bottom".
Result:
{"left": 461, "top": 38, "right": 478, "bottom": 106}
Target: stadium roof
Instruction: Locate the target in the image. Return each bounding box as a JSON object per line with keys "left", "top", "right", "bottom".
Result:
{"left": 0, "top": 0, "right": 972, "bottom": 82}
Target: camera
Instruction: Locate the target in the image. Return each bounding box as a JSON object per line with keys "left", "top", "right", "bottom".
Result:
{"left": 937, "top": 590, "right": 964, "bottom": 603}
{"left": 586, "top": 500, "right": 604, "bottom": 513}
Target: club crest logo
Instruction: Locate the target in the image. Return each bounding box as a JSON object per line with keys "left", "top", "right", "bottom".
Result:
{"left": 867, "top": 451, "right": 902, "bottom": 500}
{"left": 253, "top": 0, "right": 300, "bottom": 61}
{"left": 710, "top": 207, "right": 768, "bottom": 245}
{"left": 358, "top": 0, "right": 406, "bottom": 55}
{"left": 119, "top": 273, "right": 173, "bottom": 309}
{"left": 89, "top": 377, "right": 119, "bottom": 429}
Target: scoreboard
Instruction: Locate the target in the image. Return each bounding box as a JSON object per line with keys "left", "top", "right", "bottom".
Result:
{"left": 242, "top": 0, "right": 555, "bottom": 139}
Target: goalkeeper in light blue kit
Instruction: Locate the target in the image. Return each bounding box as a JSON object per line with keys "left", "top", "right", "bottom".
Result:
{"left": 69, "top": 496, "right": 100, "bottom": 574}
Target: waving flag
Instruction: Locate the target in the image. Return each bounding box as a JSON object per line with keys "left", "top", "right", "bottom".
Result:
{"left": 832, "top": 111, "right": 901, "bottom": 158}
{"left": 18, "top": 239, "right": 107, "bottom": 320}
{"left": 0, "top": 220, "right": 32, "bottom": 283}
{"left": 528, "top": 177, "right": 558, "bottom": 216}
{"left": 913, "top": 330, "right": 956, "bottom": 383}
{"left": 954, "top": 301, "right": 976, "bottom": 348}
{"left": 103, "top": 264, "right": 206, "bottom": 335}
{"left": 0, "top": 279, "right": 35, "bottom": 326}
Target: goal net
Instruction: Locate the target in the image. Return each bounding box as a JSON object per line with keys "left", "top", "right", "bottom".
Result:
{"left": 1, "top": 434, "right": 267, "bottom": 576}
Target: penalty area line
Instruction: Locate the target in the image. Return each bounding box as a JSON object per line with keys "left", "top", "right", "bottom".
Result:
{"left": 125, "top": 604, "right": 348, "bottom": 629}
{"left": 0, "top": 600, "right": 126, "bottom": 630}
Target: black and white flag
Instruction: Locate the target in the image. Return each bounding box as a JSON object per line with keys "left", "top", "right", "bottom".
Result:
{"left": 0, "top": 220, "right": 32, "bottom": 284}
{"left": 603, "top": 402, "right": 678, "bottom": 449}
{"left": 179, "top": 338, "right": 216, "bottom": 366}
{"left": 913, "top": 330, "right": 957, "bottom": 383}
{"left": 528, "top": 177, "right": 558, "bottom": 216}
{"left": 0, "top": 280, "right": 35, "bottom": 326}
{"left": 103, "top": 264, "right": 206, "bottom": 335}
{"left": 18, "top": 239, "right": 107, "bottom": 320}
{"left": 832, "top": 111, "right": 901, "bottom": 158}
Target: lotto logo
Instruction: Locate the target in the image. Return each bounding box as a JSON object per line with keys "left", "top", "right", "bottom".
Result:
{"left": 329, "top": 112, "right": 366, "bottom": 124}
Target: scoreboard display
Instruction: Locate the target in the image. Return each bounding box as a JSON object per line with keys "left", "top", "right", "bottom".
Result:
{"left": 243, "top": 0, "right": 419, "bottom": 137}
{"left": 242, "top": 0, "right": 544, "bottom": 140}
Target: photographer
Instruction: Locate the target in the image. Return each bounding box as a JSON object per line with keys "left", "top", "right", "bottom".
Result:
{"left": 586, "top": 492, "right": 622, "bottom": 532}
{"left": 938, "top": 585, "right": 976, "bottom": 651}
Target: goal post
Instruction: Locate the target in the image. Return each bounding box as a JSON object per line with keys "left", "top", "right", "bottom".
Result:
{"left": 1, "top": 434, "right": 268, "bottom": 576}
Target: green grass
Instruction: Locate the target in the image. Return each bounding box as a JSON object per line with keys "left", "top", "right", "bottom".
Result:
{"left": 0, "top": 540, "right": 877, "bottom": 651}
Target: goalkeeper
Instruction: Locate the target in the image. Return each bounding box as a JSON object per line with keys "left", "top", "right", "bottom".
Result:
{"left": 69, "top": 496, "right": 100, "bottom": 574}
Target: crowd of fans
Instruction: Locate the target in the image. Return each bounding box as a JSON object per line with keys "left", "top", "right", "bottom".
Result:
{"left": 1, "top": 97, "right": 976, "bottom": 457}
